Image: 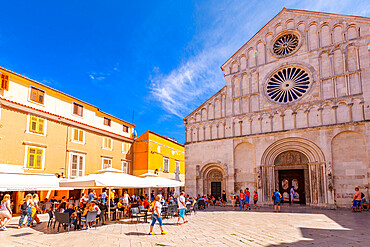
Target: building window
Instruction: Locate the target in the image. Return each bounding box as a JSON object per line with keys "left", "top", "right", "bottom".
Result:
{"left": 70, "top": 153, "right": 85, "bottom": 178}
{"left": 30, "top": 86, "right": 45, "bottom": 104}
{"left": 103, "top": 137, "right": 113, "bottom": 150}
{"left": 102, "top": 158, "right": 112, "bottom": 169}
{"left": 123, "top": 125, "right": 129, "bottom": 133}
{"left": 26, "top": 147, "right": 44, "bottom": 169}
{"left": 122, "top": 142, "right": 131, "bottom": 154}
{"left": 175, "top": 160, "right": 180, "bottom": 171}
{"left": 104, "top": 117, "right": 111, "bottom": 127}
{"left": 122, "top": 161, "right": 130, "bottom": 174}
{"left": 72, "top": 102, "right": 83, "bottom": 117}
{"left": 163, "top": 156, "right": 169, "bottom": 173}
{"left": 0, "top": 74, "right": 9, "bottom": 91}
{"left": 28, "top": 115, "right": 46, "bottom": 135}
{"left": 72, "top": 128, "right": 85, "bottom": 144}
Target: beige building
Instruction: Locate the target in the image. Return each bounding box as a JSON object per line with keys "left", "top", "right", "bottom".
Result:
{"left": 0, "top": 66, "right": 134, "bottom": 209}
{"left": 184, "top": 9, "right": 369, "bottom": 208}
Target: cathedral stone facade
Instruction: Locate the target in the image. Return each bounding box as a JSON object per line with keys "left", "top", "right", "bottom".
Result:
{"left": 184, "top": 9, "right": 370, "bottom": 208}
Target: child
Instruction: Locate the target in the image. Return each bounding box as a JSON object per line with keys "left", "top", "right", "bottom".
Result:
{"left": 253, "top": 191, "right": 260, "bottom": 209}
{"left": 149, "top": 195, "right": 167, "bottom": 235}
{"left": 230, "top": 193, "right": 236, "bottom": 210}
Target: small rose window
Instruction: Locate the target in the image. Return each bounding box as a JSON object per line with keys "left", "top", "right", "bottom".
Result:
{"left": 273, "top": 33, "right": 299, "bottom": 57}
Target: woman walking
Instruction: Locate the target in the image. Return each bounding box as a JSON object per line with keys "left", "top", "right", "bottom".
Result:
{"left": 221, "top": 190, "right": 227, "bottom": 207}
{"left": 18, "top": 194, "right": 33, "bottom": 228}
{"left": 0, "top": 194, "right": 12, "bottom": 231}
{"left": 32, "top": 194, "right": 40, "bottom": 224}
{"left": 149, "top": 195, "right": 167, "bottom": 235}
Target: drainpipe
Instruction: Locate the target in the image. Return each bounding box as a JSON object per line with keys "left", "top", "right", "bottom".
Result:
{"left": 64, "top": 125, "right": 69, "bottom": 178}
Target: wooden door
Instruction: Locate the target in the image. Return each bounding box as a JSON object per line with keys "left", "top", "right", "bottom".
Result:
{"left": 211, "top": 182, "right": 221, "bottom": 199}
{"left": 278, "top": 169, "right": 306, "bottom": 204}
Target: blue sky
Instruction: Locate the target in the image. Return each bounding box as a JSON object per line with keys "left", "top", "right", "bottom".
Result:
{"left": 0, "top": 1, "right": 368, "bottom": 143}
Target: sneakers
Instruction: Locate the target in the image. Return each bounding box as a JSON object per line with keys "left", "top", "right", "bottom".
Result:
{"left": 161, "top": 231, "right": 167, "bottom": 235}
{"left": 176, "top": 222, "right": 182, "bottom": 225}
{"left": 149, "top": 232, "right": 155, "bottom": 235}
{"left": 184, "top": 220, "right": 188, "bottom": 224}
{"left": 1, "top": 226, "right": 7, "bottom": 231}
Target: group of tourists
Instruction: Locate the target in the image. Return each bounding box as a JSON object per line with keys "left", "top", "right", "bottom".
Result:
{"left": 229, "top": 188, "right": 260, "bottom": 211}
{"left": 352, "top": 187, "right": 369, "bottom": 212}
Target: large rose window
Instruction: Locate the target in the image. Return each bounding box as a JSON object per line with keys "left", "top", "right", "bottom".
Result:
{"left": 266, "top": 67, "right": 310, "bottom": 103}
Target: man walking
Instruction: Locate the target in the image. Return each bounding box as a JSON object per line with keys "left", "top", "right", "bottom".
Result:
{"left": 177, "top": 192, "right": 188, "bottom": 225}
{"left": 290, "top": 187, "right": 295, "bottom": 204}
{"left": 244, "top": 188, "right": 251, "bottom": 211}
{"left": 272, "top": 189, "right": 282, "bottom": 212}
{"left": 239, "top": 190, "right": 245, "bottom": 211}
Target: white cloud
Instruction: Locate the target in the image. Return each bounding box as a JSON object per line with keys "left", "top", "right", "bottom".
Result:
{"left": 149, "top": 0, "right": 370, "bottom": 119}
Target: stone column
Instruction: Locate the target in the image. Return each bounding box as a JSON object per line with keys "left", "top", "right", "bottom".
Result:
{"left": 292, "top": 111, "right": 297, "bottom": 129}
{"left": 239, "top": 120, "right": 243, "bottom": 136}
{"left": 332, "top": 105, "right": 338, "bottom": 124}
{"left": 347, "top": 103, "right": 354, "bottom": 122}
{"left": 261, "top": 165, "right": 275, "bottom": 204}
{"left": 280, "top": 113, "right": 285, "bottom": 130}
{"left": 318, "top": 107, "right": 323, "bottom": 125}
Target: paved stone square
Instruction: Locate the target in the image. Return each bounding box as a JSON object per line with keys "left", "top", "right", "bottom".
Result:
{"left": 0, "top": 206, "right": 369, "bottom": 246}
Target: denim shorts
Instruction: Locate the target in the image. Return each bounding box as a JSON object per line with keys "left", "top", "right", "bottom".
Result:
{"left": 353, "top": 200, "right": 361, "bottom": 208}
{"left": 151, "top": 213, "right": 163, "bottom": 227}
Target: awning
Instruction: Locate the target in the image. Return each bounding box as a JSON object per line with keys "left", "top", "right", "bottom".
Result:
{"left": 139, "top": 173, "right": 184, "bottom": 188}
{"left": 0, "top": 172, "right": 67, "bottom": 191}
{"left": 59, "top": 168, "right": 150, "bottom": 189}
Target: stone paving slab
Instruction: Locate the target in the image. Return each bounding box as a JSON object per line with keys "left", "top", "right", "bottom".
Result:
{"left": 0, "top": 206, "right": 369, "bottom": 246}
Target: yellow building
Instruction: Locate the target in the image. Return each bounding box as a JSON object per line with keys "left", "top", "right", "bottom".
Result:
{"left": 0, "top": 67, "right": 134, "bottom": 210}
{"left": 133, "top": 130, "right": 185, "bottom": 185}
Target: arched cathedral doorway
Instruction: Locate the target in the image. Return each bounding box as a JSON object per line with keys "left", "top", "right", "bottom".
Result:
{"left": 196, "top": 163, "right": 228, "bottom": 198}
{"left": 208, "top": 170, "right": 223, "bottom": 199}
{"left": 274, "top": 151, "right": 309, "bottom": 204}
{"left": 260, "top": 137, "right": 329, "bottom": 206}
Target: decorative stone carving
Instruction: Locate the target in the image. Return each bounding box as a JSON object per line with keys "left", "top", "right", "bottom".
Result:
{"left": 274, "top": 151, "right": 308, "bottom": 165}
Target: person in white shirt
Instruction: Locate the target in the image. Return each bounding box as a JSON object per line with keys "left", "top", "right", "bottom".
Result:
{"left": 149, "top": 195, "right": 167, "bottom": 235}
{"left": 80, "top": 193, "right": 89, "bottom": 204}
{"left": 177, "top": 192, "right": 188, "bottom": 225}
{"left": 90, "top": 201, "right": 101, "bottom": 215}
{"left": 123, "top": 191, "right": 129, "bottom": 206}
{"left": 0, "top": 194, "right": 12, "bottom": 231}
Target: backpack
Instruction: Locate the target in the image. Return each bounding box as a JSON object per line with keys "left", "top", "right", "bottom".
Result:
{"left": 20, "top": 201, "right": 28, "bottom": 211}
{"left": 273, "top": 192, "right": 280, "bottom": 201}
{"left": 148, "top": 201, "right": 155, "bottom": 213}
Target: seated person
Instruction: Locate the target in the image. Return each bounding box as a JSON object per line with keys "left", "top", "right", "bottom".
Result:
{"left": 117, "top": 199, "right": 124, "bottom": 209}
{"left": 64, "top": 204, "right": 77, "bottom": 228}
{"left": 91, "top": 201, "right": 101, "bottom": 216}
{"left": 361, "top": 198, "right": 369, "bottom": 211}
{"left": 56, "top": 202, "right": 67, "bottom": 213}
{"left": 142, "top": 198, "right": 150, "bottom": 209}
{"left": 215, "top": 197, "right": 221, "bottom": 206}
{"left": 80, "top": 203, "right": 93, "bottom": 229}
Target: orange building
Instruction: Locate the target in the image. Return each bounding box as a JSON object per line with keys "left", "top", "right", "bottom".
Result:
{"left": 0, "top": 66, "right": 134, "bottom": 211}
